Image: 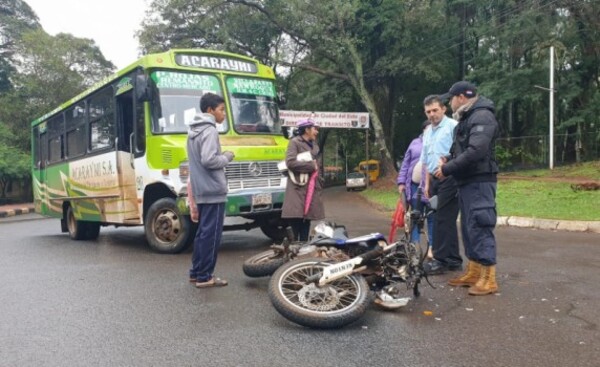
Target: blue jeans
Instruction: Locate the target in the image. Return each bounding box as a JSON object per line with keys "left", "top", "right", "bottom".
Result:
{"left": 189, "top": 202, "right": 225, "bottom": 282}
{"left": 410, "top": 182, "right": 434, "bottom": 246}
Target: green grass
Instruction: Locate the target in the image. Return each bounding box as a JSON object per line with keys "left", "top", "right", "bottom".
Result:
{"left": 361, "top": 162, "right": 600, "bottom": 221}
{"left": 496, "top": 180, "right": 600, "bottom": 221}
{"left": 499, "top": 161, "right": 600, "bottom": 180}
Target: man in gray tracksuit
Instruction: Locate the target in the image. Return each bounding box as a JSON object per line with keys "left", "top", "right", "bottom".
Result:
{"left": 187, "top": 93, "right": 234, "bottom": 288}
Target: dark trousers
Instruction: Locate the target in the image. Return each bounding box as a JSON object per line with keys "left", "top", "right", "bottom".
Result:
{"left": 458, "top": 182, "right": 497, "bottom": 266}
{"left": 431, "top": 175, "right": 461, "bottom": 266}
{"left": 189, "top": 202, "right": 225, "bottom": 282}
{"left": 287, "top": 218, "right": 311, "bottom": 242}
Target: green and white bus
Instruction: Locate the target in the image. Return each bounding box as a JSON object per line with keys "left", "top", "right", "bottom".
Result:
{"left": 31, "top": 49, "right": 288, "bottom": 253}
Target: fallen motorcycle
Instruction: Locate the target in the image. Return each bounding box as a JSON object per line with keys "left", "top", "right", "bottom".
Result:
{"left": 243, "top": 222, "right": 380, "bottom": 277}
{"left": 267, "top": 191, "right": 434, "bottom": 329}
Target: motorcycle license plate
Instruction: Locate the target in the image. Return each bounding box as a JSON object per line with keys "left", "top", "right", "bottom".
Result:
{"left": 252, "top": 193, "right": 272, "bottom": 206}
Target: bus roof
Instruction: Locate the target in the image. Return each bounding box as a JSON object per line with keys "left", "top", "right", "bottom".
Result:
{"left": 31, "top": 49, "right": 276, "bottom": 127}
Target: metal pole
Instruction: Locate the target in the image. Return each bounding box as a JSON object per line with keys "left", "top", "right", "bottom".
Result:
{"left": 365, "top": 129, "right": 369, "bottom": 187}
{"left": 549, "top": 46, "right": 554, "bottom": 170}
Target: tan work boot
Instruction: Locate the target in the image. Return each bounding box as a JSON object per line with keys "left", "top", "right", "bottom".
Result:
{"left": 448, "top": 260, "right": 481, "bottom": 287}
{"left": 468, "top": 265, "right": 498, "bottom": 296}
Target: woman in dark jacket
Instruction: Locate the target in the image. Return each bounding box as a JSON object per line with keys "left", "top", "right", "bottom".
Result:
{"left": 281, "top": 118, "right": 325, "bottom": 241}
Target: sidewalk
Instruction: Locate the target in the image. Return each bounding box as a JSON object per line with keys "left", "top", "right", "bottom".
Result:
{"left": 2, "top": 202, "right": 599, "bottom": 233}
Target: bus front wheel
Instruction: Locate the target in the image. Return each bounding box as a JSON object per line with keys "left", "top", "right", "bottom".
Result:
{"left": 259, "top": 216, "right": 287, "bottom": 242}
{"left": 145, "top": 198, "right": 192, "bottom": 254}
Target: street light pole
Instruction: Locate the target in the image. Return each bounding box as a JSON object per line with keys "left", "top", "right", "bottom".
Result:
{"left": 533, "top": 46, "right": 555, "bottom": 170}
{"left": 549, "top": 46, "right": 554, "bottom": 170}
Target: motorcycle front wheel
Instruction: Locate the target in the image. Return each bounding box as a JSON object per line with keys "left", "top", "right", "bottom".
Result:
{"left": 268, "top": 257, "right": 372, "bottom": 329}
{"left": 242, "top": 249, "right": 287, "bottom": 277}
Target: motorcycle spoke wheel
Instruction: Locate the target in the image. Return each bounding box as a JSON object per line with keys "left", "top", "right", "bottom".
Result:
{"left": 269, "top": 258, "right": 372, "bottom": 329}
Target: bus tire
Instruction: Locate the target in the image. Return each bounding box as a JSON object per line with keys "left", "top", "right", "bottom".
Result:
{"left": 66, "top": 206, "right": 101, "bottom": 241}
{"left": 259, "top": 216, "right": 287, "bottom": 242}
{"left": 66, "top": 206, "right": 86, "bottom": 240}
{"left": 145, "top": 198, "right": 192, "bottom": 254}
{"left": 84, "top": 222, "right": 101, "bottom": 240}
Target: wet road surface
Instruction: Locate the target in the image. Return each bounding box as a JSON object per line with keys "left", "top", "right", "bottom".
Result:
{"left": 1, "top": 186, "right": 598, "bottom": 366}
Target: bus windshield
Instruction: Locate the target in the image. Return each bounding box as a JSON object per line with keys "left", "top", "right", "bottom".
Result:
{"left": 227, "top": 76, "right": 281, "bottom": 135}
{"left": 151, "top": 71, "right": 228, "bottom": 133}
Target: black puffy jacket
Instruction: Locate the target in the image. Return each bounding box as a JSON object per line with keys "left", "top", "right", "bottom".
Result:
{"left": 442, "top": 96, "right": 499, "bottom": 186}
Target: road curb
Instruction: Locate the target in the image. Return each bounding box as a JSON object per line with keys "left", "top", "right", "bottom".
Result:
{"left": 497, "top": 216, "right": 600, "bottom": 234}
{"left": 0, "top": 206, "right": 35, "bottom": 218}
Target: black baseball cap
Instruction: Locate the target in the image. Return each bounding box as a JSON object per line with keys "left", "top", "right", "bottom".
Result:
{"left": 439, "top": 81, "right": 477, "bottom": 100}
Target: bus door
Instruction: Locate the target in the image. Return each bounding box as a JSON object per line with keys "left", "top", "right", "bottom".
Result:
{"left": 116, "top": 88, "right": 141, "bottom": 223}
{"left": 34, "top": 127, "right": 48, "bottom": 212}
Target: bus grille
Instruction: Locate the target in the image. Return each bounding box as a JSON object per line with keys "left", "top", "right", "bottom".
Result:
{"left": 225, "top": 161, "right": 282, "bottom": 190}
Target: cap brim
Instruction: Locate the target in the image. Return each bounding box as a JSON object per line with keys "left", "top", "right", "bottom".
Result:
{"left": 438, "top": 92, "right": 452, "bottom": 102}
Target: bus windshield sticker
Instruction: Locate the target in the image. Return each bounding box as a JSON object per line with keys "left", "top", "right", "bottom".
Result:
{"left": 227, "top": 78, "right": 275, "bottom": 97}
{"left": 152, "top": 71, "right": 220, "bottom": 91}
{"left": 175, "top": 54, "right": 258, "bottom": 73}
{"left": 115, "top": 77, "right": 133, "bottom": 95}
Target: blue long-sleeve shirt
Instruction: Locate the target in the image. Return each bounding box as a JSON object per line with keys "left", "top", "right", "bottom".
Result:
{"left": 420, "top": 115, "right": 458, "bottom": 174}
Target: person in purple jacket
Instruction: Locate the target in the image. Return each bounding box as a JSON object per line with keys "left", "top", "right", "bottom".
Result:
{"left": 397, "top": 120, "right": 434, "bottom": 257}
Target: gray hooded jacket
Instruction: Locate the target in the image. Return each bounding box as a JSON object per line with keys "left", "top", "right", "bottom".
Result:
{"left": 187, "top": 113, "right": 233, "bottom": 204}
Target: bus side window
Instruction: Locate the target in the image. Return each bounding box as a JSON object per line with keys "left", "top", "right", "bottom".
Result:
{"left": 89, "top": 87, "right": 116, "bottom": 151}
{"left": 47, "top": 114, "right": 65, "bottom": 164}
{"left": 65, "top": 102, "right": 87, "bottom": 158}
{"left": 116, "top": 91, "right": 134, "bottom": 152}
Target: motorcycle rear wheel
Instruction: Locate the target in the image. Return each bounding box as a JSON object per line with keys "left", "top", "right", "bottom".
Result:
{"left": 243, "top": 249, "right": 287, "bottom": 277}
{"left": 268, "top": 257, "right": 372, "bottom": 329}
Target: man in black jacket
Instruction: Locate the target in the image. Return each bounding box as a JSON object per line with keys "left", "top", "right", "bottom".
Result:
{"left": 434, "top": 81, "right": 500, "bottom": 296}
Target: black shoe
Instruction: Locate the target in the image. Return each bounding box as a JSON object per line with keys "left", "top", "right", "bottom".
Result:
{"left": 424, "top": 259, "right": 448, "bottom": 275}
{"left": 447, "top": 263, "right": 463, "bottom": 271}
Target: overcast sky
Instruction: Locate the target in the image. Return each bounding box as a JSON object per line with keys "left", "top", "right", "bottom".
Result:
{"left": 25, "top": 0, "right": 150, "bottom": 69}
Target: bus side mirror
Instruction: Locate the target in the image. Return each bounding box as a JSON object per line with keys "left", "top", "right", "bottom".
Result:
{"left": 135, "top": 74, "right": 152, "bottom": 102}
{"left": 281, "top": 126, "right": 296, "bottom": 139}
{"left": 276, "top": 92, "right": 287, "bottom": 108}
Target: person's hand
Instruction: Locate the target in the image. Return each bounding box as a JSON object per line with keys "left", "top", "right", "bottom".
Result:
{"left": 398, "top": 184, "right": 405, "bottom": 194}
{"left": 190, "top": 206, "right": 199, "bottom": 223}
{"left": 423, "top": 184, "right": 430, "bottom": 199}
{"left": 313, "top": 160, "right": 318, "bottom": 171}
{"left": 434, "top": 157, "right": 447, "bottom": 180}
{"left": 223, "top": 151, "right": 235, "bottom": 161}
{"left": 434, "top": 166, "right": 446, "bottom": 180}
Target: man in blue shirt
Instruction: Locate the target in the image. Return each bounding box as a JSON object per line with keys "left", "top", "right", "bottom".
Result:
{"left": 421, "top": 95, "right": 462, "bottom": 274}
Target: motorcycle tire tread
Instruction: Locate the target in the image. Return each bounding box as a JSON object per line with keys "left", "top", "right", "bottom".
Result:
{"left": 243, "top": 249, "right": 287, "bottom": 277}
{"left": 268, "top": 257, "right": 373, "bottom": 329}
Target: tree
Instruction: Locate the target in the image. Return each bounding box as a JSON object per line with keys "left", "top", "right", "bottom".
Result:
{"left": 138, "top": 0, "right": 600, "bottom": 170}
{"left": 0, "top": 29, "right": 115, "bottom": 150}
{"left": 0, "top": 125, "right": 29, "bottom": 199}
{"left": 0, "top": 0, "right": 40, "bottom": 92}
{"left": 139, "top": 0, "right": 461, "bottom": 175}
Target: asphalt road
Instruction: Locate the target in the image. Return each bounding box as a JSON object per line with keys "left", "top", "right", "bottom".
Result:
{"left": 1, "top": 186, "right": 599, "bottom": 367}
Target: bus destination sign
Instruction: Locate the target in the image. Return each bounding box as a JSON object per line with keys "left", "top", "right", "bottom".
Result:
{"left": 176, "top": 54, "right": 258, "bottom": 74}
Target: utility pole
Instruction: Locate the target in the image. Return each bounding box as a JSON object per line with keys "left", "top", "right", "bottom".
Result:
{"left": 533, "top": 46, "right": 555, "bottom": 170}
{"left": 549, "top": 46, "right": 554, "bottom": 170}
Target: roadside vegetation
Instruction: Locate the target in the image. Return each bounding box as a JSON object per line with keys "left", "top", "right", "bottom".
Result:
{"left": 361, "top": 161, "right": 600, "bottom": 221}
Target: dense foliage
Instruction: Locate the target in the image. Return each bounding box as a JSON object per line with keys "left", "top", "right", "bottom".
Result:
{"left": 138, "top": 0, "right": 600, "bottom": 171}
{"left": 0, "top": 0, "right": 115, "bottom": 198}
{"left": 1, "top": 1, "right": 599, "bottom": 199}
